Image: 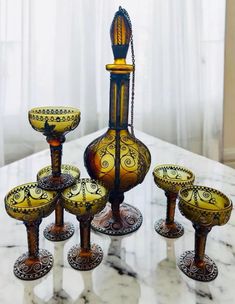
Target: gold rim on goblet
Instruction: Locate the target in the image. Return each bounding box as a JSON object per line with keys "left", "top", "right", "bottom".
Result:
{"left": 37, "top": 164, "right": 81, "bottom": 242}
{"left": 153, "top": 164, "right": 195, "bottom": 238}
{"left": 28, "top": 106, "right": 81, "bottom": 191}
{"left": 62, "top": 178, "right": 109, "bottom": 271}
{"left": 178, "top": 185, "right": 232, "bottom": 282}
{"left": 5, "top": 182, "right": 57, "bottom": 280}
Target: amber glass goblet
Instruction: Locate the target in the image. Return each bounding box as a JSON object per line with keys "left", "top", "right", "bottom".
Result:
{"left": 178, "top": 185, "right": 232, "bottom": 282}
{"left": 5, "top": 182, "right": 57, "bottom": 280}
{"left": 37, "top": 164, "right": 80, "bottom": 241}
{"left": 153, "top": 164, "right": 195, "bottom": 238}
{"left": 28, "top": 106, "right": 80, "bottom": 191}
{"left": 62, "top": 178, "right": 109, "bottom": 270}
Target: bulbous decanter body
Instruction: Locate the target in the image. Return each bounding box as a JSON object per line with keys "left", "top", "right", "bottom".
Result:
{"left": 84, "top": 7, "right": 151, "bottom": 235}
{"left": 85, "top": 128, "right": 150, "bottom": 193}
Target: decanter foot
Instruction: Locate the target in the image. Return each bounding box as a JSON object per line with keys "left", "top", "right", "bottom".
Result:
{"left": 91, "top": 202, "right": 143, "bottom": 236}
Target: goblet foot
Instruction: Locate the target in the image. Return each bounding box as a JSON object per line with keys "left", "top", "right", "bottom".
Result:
{"left": 154, "top": 219, "right": 184, "bottom": 238}
{"left": 13, "top": 249, "right": 53, "bottom": 280}
{"left": 178, "top": 250, "right": 218, "bottom": 282}
{"left": 91, "top": 202, "right": 143, "bottom": 236}
{"left": 43, "top": 222, "right": 75, "bottom": 241}
{"left": 68, "top": 244, "right": 103, "bottom": 271}
{"left": 38, "top": 173, "right": 75, "bottom": 191}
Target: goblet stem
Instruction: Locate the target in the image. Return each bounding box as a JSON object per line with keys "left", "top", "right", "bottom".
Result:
{"left": 55, "top": 196, "right": 64, "bottom": 226}
{"left": 43, "top": 194, "right": 75, "bottom": 241}
{"left": 77, "top": 216, "right": 93, "bottom": 253}
{"left": 110, "top": 192, "right": 124, "bottom": 221}
{"left": 24, "top": 219, "right": 41, "bottom": 259}
{"left": 50, "top": 143, "right": 62, "bottom": 177}
{"left": 47, "top": 135, "right": 65, "bottom": 178}
{"left": 165, "top": 191, "right": 178, "bottom": 225}
{"left": 68, "top": 215, "right": 103, "bottom": 270}
{"left": 193, "top": 224, "right": 211, "bottom": 267}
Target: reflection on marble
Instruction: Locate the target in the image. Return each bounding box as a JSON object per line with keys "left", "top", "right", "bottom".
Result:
{"left": 22, "top": 241, "right": 72, "bottom": 304}
{"left": 94, "top": 237, "right": 140, "bottom": 304}
{"left": 0, "top": 130, "right": 235, "bottom": 303}
{"left": 152, "top": 239, "right": 186, "bottom": 303}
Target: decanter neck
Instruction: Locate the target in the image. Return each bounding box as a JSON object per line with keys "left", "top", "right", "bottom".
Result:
{"left": 109, "top": 73, "right": 130, "bottom": 130}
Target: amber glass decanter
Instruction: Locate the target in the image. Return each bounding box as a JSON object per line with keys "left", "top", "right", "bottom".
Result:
{"left": 84, "top": 7, "right": 151, "bottom": 235}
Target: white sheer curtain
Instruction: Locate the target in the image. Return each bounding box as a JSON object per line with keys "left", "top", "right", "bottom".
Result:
{"left": 0, "top": 0, "right": 225, "bottom": 166}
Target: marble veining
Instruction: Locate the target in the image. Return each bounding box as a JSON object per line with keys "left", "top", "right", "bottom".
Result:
{"left": 0, "top": 130, "right": 235, "bottom": 303}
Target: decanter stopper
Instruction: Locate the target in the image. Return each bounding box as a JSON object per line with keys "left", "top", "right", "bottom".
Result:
{"left": 111, "top": 6, "right": 131, "bottom": 60}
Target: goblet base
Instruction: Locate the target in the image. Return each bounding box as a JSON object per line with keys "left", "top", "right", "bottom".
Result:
{"left": 178, "top": 250, "right": 218, "bottom": 282}
{"left": 38, "top": 173, "right": 75, "bottom": 191}
{"left": 43, "top": 222, "right": 75, "bottom": 242}
{"left": 14, "top": 249, "right": 53, "bottom": 280}
{"left": 68, "top": 244, "right": 103, "bottom": 271}
{"left": 91, "top": 202, "right": 143, "bottom": 236}
{"left": 154, "top": 219, "right": 184, "bottom": 238}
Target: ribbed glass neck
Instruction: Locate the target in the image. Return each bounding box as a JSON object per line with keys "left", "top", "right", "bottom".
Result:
{"left": 109, "top": 73, "right": 130, "bottom": 130}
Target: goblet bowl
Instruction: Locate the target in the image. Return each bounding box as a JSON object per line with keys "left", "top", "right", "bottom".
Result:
{"left": 62, "top": 178, "right": 109, "bottom": 217}
{"left": 153, "top": 164, "right": 195, "bottom": 193}
{"left": 28, "top": 106, "right": 80, "bottom": 136}
{"left": 178, "top": 185, "right": 232, "bottom": 227}
{"left": 37, "top": 164, "right": 80, "bottom": 183}
{"left": 5, "top": 182, "right": 57, "bottom": 222}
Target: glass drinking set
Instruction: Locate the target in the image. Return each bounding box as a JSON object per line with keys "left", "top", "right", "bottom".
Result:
{"left": 4, "top": 6, "right": 233, "bottom": 284}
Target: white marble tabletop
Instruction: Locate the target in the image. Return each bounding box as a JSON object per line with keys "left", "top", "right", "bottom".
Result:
{"left": 0, "top": 129, "right": 235, "bottom": 304}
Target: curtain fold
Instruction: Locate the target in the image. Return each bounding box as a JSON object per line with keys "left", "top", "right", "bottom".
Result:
{"left": 0, "top": 0, "right": 226, "bottom": 165}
